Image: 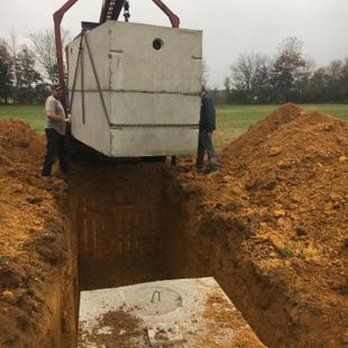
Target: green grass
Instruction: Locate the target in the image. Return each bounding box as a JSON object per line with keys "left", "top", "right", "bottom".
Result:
{"left": 0, "top": 105, "right": 44, "bottom": 133}
{"left": 0, "top": 103, "right": 347, "bottom": 149}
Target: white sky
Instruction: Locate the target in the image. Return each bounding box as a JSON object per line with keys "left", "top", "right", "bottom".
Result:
{"left": 1, "top": 0, "right": 348, "bottom": 87}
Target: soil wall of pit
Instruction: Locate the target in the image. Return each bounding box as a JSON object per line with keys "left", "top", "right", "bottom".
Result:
{"left": 0, "top": 120, "right": 79, "bottom": 348}
{"left": 69, "top": 159, "right": 345, "bottom": 348}
{"left": 68, "top": 162, "right": 289, "bottom": 347}
{"left": 69, "top": 163, "right": 169, "bottom": 291}
{"left": 163, "top": 182, "right": 293, "bottom": 348}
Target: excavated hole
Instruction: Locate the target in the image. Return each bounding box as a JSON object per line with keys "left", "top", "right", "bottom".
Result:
{"left": 66, "top": 163, "right": 268, "bottom": 347}
{"left": 70, "top": 164, "right": 177, "bottom": 292}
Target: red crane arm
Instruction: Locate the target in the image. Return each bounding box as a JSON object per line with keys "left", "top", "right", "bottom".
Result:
{"left": 53, "top": 0, "right": 79, "bottom": 86}
{"left": 151, "top": 0, "right": 180, "bottom": 28}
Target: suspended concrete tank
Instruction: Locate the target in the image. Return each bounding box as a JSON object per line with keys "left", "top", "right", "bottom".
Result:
{"left": 67, "top": 21, "right": 202, "bottom": 157}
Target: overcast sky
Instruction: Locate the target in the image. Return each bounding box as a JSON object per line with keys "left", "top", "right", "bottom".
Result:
{"left": 1, "top": 0, "right": 348, "bottom": 87}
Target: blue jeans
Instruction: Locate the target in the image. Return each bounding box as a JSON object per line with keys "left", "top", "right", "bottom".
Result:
{"left": 196, "top": 131, "right": 218, "bottom": 171}
{"left": 41, "top": 128, "right": 68, "bottom": 176}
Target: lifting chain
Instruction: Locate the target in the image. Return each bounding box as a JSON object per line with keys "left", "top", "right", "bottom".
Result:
{"left": 123, "top": 0, "right": 130, "bottom": 22}
{"left": 69, "top": 31, "right": 85, "bottom": 112}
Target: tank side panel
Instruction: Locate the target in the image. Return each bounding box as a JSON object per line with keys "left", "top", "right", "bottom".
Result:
{"left": 110, "top": 127, "right": 199, "bottom": 157}
{"left": 70, "top": 92, "right": 111, "bottom": 155}
{"left": 67, "top": 24, "right": 112, "bottom": 155}
{"left": 110, "top": 94, "right": 200, "bottom": 125}
{"left": 108, "top": 22, "right": 202, "bottom": 156}
{"left": 109, "top": 22, "right": 202, "bottom": 94}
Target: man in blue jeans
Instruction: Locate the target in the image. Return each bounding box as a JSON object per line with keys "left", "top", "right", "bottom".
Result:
{"left": 196, "top": 86, "right": 218, "bottom": 173}
{"left": 41, "top": 85, "right": 71, "bottom": 177}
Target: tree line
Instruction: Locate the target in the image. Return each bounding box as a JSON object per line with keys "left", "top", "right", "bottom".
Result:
{"left": 0, "top": 33, "right": 347, "bottom": 105}
{"left": 222, "top": 37, "right": 348, "bottom": 104}
{"left": 0, "top": 30, "right": 69, "bottom": 104}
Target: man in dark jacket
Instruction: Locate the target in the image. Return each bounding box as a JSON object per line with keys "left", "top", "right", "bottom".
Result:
{"left": 196, "top": 86, "right": 218, "bottom": 172}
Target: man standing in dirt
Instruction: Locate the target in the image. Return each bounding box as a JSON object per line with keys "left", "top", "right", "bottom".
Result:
{"left": 196, "top": 85, "right": 218, "bottom": 173}
{"left": 41, "top": 85, "right": 70, "bottom": 177}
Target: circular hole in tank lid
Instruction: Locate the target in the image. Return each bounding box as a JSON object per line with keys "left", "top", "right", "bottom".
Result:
{"left": 153, "top": 38, "right": 163, "bottom": 51}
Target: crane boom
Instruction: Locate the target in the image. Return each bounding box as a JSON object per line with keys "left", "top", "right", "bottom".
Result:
{"left": 100, "top": 0, "right": 126, "bottom": 23}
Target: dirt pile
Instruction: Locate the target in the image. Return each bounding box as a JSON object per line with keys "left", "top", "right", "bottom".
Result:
{"left": 0, "top": 120, "right": 75, "bottom": 347}
{"left": 240, "top": 106, "right": 348, "bottom": 346}
{"left": 220, "top": 104, "right": 347, "bottom": 297}
{"left": 182, "top": 103, "right": 347, "bottom": 347}
{"left": 78, "top": 309, "right": 143, "bottom": 347}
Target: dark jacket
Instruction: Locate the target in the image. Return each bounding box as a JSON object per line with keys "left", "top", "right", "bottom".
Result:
{"left": 199, "top": 93, "right": 216, "bottom": 132}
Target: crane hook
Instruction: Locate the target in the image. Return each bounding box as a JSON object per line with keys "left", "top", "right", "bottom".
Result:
{"left": 124, "top": 1, "right": 130, "bottom": 22}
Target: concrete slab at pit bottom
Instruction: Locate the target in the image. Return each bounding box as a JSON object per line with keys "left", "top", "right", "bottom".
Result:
{"left": 78, "top": 277, "right": 266, "bottom": 347}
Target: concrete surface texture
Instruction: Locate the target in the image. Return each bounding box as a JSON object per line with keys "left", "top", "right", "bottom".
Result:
{"left": 67, "top": 21, "right": 203, "bottom": 157}
{"left": 78, "top": 277, "right": 266, "bottom": 347}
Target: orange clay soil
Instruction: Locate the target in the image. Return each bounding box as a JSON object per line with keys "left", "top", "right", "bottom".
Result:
{"left": 0, "top": 120, "right": 76, "bottom": 347}
{"left": 169, "top": 103, "right": 347, "bottom": 347}
{"left": 0, "top": 104, "right": 347, "bottom": 347}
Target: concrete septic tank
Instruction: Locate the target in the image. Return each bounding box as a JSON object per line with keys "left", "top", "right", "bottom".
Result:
{"left": 67, "top": 21, "right": 203, "bottom": 157}
{"left": 78, "top": 277, "right": 266, "bottom": 347}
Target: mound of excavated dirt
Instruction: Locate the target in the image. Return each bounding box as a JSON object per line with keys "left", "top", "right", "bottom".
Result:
{"left": 235, "top": 105, "right": 348, "bottom": 345}
{"left": 0, "top": 120, "right": 75, "bottom": 347}
{"left": 180, "top": 103, "right": 347, "bottom": 347}
{"left": 221, "top": 105, "right": 348, "bottom": 293}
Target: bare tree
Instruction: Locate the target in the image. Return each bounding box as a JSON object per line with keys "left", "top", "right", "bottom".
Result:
{"left": 224, "top": 77, "right": 231, "bottom": 94}
{"left": 231, "top": 52, "right": 270, "bottom": 91}
{"left": 276, "top": 36, "right": 304, "bottom": 63}
{"left": 325, "top": 59, "right": 344, "bottom": 80}
{"left": 270, "top": 36, "right": 313, "bottom": 102}
{"left": 226, "top": 36, "right": 347, "bottom": 104}
{"left": 8, "top": 30, "right": 19, "bottom": 90}
{"left": 28, "top": 28, "right": 70, "bottom": 83}
{"left": 8, "top": 30, "right": 18, "bottom": 57}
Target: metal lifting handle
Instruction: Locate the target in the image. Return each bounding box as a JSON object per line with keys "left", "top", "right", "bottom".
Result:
{"left": 100, "top": 0, "right": 180, "bottom": 27}
{"left": 151, "top": 0, "right": 180, "bottom": 28}
{"left": 151, "top": 290, "right": 161, "bottom": 303}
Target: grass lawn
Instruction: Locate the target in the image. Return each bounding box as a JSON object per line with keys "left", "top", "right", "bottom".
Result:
{"left": 0, "top": 103, "right": 347, "bottom": 149}
{"left": 0, "top": 105, "right": 44, "bottom": 133}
